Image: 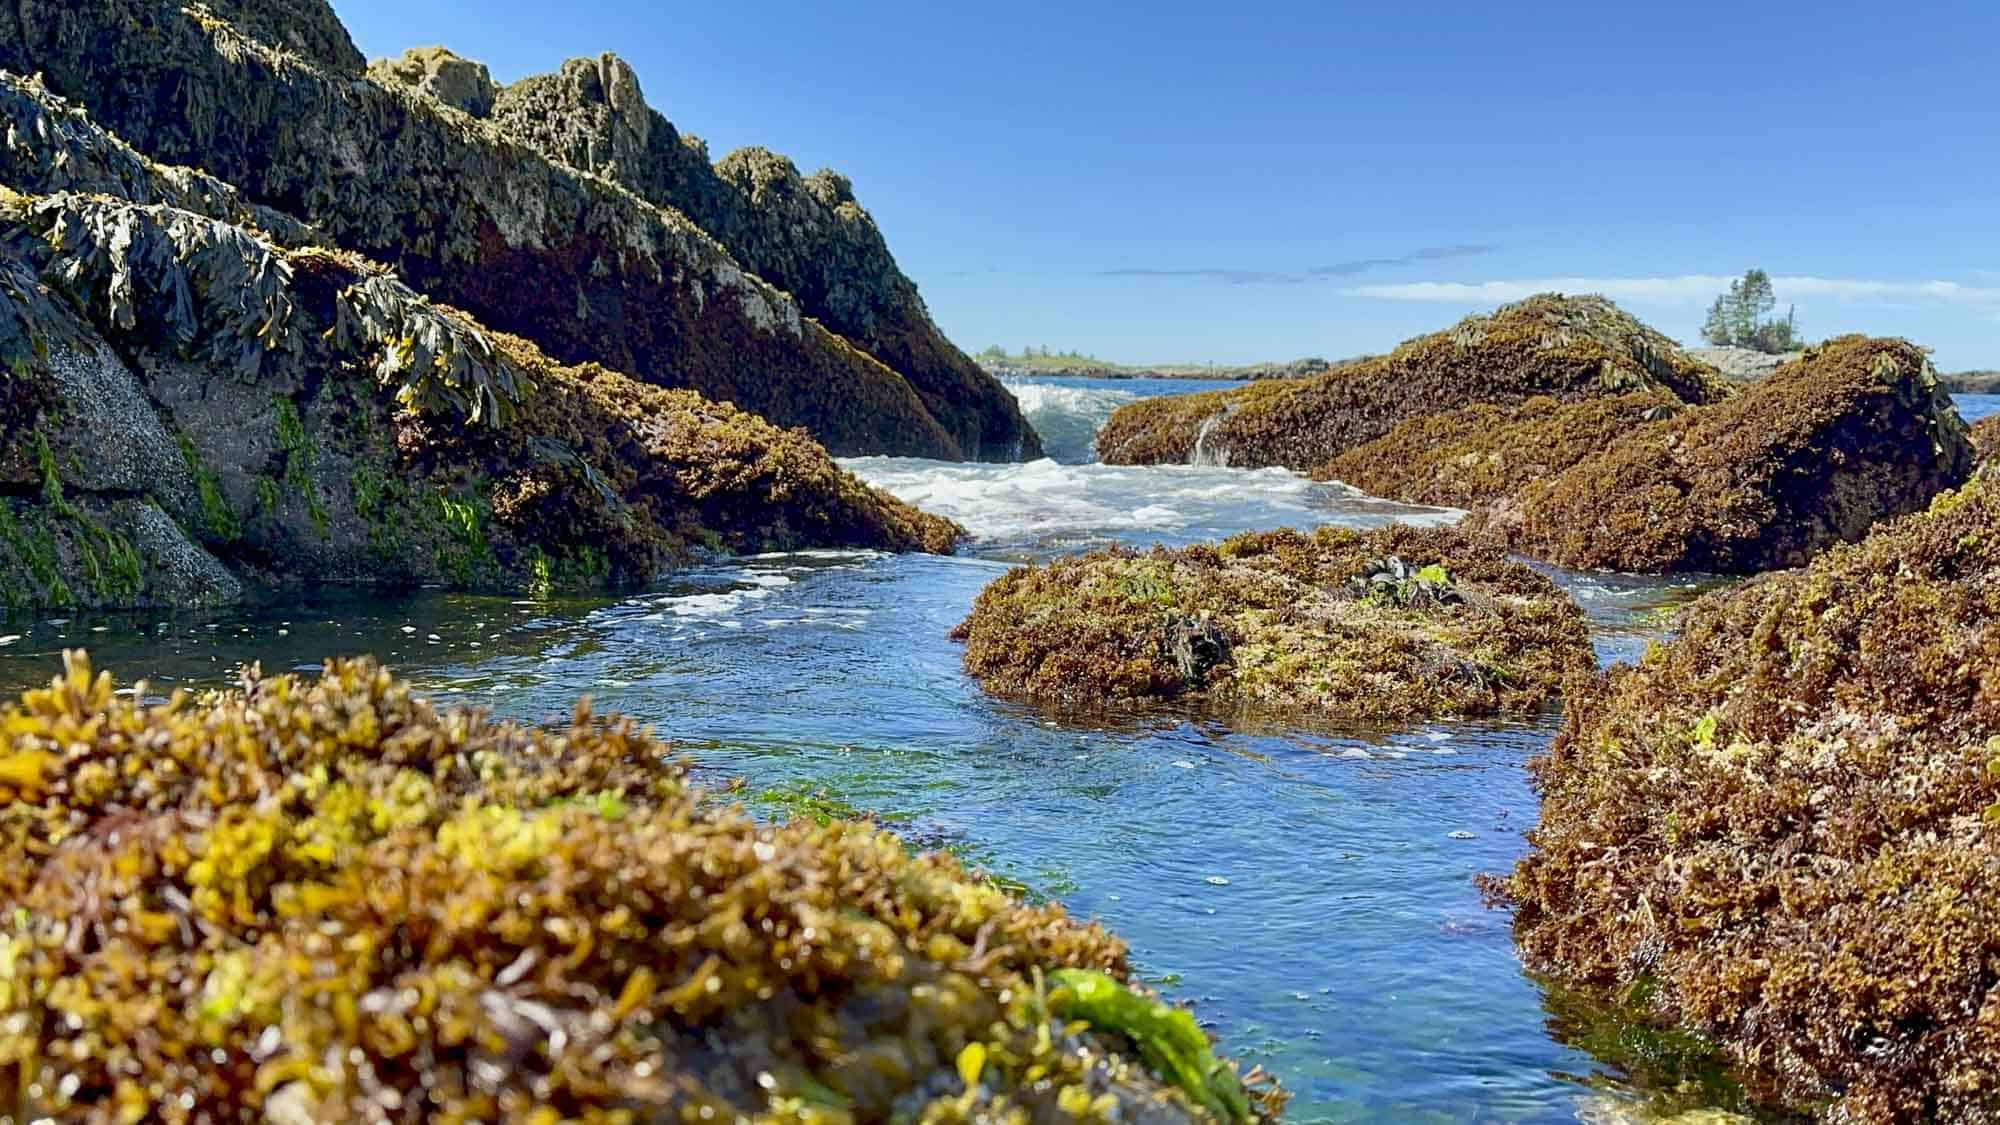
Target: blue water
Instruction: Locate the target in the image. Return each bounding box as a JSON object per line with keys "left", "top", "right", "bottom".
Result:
{"left": 1956, "top": 393, "right": 2000, "bottom": 423}
{"left": 3, "top": 373, "right": 1902, "bottom": 1123}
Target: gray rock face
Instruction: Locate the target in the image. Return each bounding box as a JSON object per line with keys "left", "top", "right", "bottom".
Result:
{"left": 367, "top": 47, "right": 499, "bottom": 117}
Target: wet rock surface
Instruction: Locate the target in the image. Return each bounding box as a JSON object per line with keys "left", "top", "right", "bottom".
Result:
{"left": 951, "top": 524, "right": 1595, "bottom": 724}
{"left": 0, "top": 652, "right": 1280, "bottom": 1121}
{"left": 1493, "top": 463, "right": 2000, "bottom": 1121}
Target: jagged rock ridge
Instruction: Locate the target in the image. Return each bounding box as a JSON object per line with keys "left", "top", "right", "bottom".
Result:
{"left": 2, "top": 0, "right": 1038, "bottom": 461}
{"left": 456, "top": 49, "right": 1036, "bottom": 461}
{"left": 0, "top": 73, "right": 961, "bottom": 610}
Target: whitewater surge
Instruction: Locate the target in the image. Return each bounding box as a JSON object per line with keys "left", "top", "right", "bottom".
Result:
{"left": 998, "top": 377, "right": 1140, "bottom": 464}
{"left": 842, "top": 455, "right": 1458, "bottom": 551}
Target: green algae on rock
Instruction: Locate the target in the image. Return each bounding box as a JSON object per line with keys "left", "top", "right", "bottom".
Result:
{"left": 951, "top": 524, "right": 1594, "bottom": 724}
{"left": 0, "top": 652, "right": 1283, "bottom": 1121}
{"left": 2, "top": 1, "right": 1029, "bottom": 459}
{"left": 1489, "top": 463, "right": 2000, "bottom": 1121}
{"left": 0, "top": 173, "right": 959, "bottom": 608}
{"left": 1469, "top": 335, "right": 1973, "bottom": 573}
{"left": 1095, "top": 295, "right": 1730, "bottom": 470}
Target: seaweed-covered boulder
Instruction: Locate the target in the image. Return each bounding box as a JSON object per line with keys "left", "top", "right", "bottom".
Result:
{"left": 1, "top": 2, "right": 1032, "bottom": 459}
{"left": 951, "top": 524, "right": 1594, "bottom": 723}
{"left": 1095, "top": 295, "right": 1729, "bottom": 469}
{"left": 0, "top": 651, "right": 1284, "bottom": 1121}
{"left": 1490, "top": 465, "right": 2000, "bottom": 1121}
{"left": 1468, "top": 336, "right": 1973, "bottom": 573}
{"left": 1322, "top": 392, "right": 1683, "bottom": 510}
{"left": 0, "top": 152, "right": 958, "bottom": 608}
{"left": 1972, "top": 412, "right": 2000, "bottom": 461}
{"left": 454, "top": 51, "right": 1037, "bottom": 460}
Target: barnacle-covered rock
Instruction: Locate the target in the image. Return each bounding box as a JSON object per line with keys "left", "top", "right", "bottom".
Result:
{"left": 1468, "top": 336, "right": 1973, "bottom": 572}
{"left": 0, "top": 182, "right": 959, "bottom": 609}
{"left": 951, "top": 524, "right": 1594, "bottom": 723}
{"left": 1095, "top": 295, "right": 1729, "bottom": 469}
{"left": 2, "top": 1, "right": 1032, "bottom": 459}
{"left": 0, "top": 652, "right": 1282, "bottom": 1122}
{"left": 1490, "top": 464, "right": 2000, "bottom": 1121}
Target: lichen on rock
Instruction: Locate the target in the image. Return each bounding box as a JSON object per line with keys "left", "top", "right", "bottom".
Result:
{"left": 951, "top": 524, "right": 1595, "bottom": 724}
{"left": 1489, "top": 463, "right": 2000, "bottom": 1121}
{"left": 0, "top": 651, "right": 1284, "bottom": 1121}
{"left": 1096, "top": 294, "right": 1731, "bottom": 470}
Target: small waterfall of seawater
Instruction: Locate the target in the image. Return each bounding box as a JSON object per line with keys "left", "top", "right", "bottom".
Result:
{"left": 1189, "top": 411, "right": 1231, "bottom": 467}
{"left": 998, "top": 377, "right": 1139, "bottom": 465}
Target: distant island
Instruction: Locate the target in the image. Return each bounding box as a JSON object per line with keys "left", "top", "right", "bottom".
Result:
{"left": 976, "top": 346, "right": 1353, "bottom": 381}
{"left": 1943, "top": 370, "right": 2000, "bottom": 395}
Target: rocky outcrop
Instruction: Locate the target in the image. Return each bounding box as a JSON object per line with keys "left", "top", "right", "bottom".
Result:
{"left": 0, "top": 652, "right": 1282, "bottom": 1121}
{"left": 1490, "top": 463, "right": 2000, "bottom": 1122}
{"left": 951, "top": 524, "right": 1594, "bottom": 724}
{"left": 456, "top": 50, "right": 1037, "bottom": 461}
{"left": 1095, "top": 295, "right": 1731, "bottom": 469}
{"left": 366, "top": 46, "right": 498, "bottom": 116}
{"left": 0, "top": 77, "right": 960, "bottom": 610}
{"left": 0, "top": 1, "right": 1033, "bottom": 460}
{"left": 1973, "top": 413, "right": 2000, "bottom": 460}
{"left": 1686, "top": 344, "right": 1801, "bottom": 383}
{"left": 1322, "top": 392, "right": 1681, "bottom": 510}
{"left": 1468, "top": 336, "right": 1973, "bottom": 573}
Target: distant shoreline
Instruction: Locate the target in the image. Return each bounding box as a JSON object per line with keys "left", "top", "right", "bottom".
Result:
{"left": 985, "top": 349, "right": 2000, "bottom": 393}
{"left": 980, "top": 356, "right": 1347, "bottom": 382}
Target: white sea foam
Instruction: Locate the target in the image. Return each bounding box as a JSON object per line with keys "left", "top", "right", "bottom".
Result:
{"left": 999, "top": 378, "right": 1141, "bottom": 464}
{"left": 842, "top": 455, "right": 1458, "bottom": 549}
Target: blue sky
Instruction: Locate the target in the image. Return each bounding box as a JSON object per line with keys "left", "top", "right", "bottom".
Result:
{"left": 333, "top": 0, "right": 2000, "bottom": 369}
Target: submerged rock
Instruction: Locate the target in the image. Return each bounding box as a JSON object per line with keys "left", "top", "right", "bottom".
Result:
{"left": 0, "top": 81, "right": 960, "bottom": 610}
{"left": 1491, "top": 464, "right": 2000, "bottom": 1121}
{"left": 1467, "top": 336, "right": 1972, "bottom": 573}
{"left": 2, "top": 1, "right": 1032, "bottom": 459}
{"left": 1095, "top": 294, "right": 1729, "bottom": 469}
{"left": 951, "top": 524, "right": 1594, "bottom": 723}
{"left": 0, "top": 651, "right": 1283, "bottom": 1121}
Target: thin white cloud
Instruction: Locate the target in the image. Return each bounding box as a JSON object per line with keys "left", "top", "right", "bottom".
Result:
{"left": 1345, "top": 275, "right": 2000, "bottom": 308}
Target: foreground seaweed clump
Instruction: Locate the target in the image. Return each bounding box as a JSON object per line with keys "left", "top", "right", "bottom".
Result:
{"left": 1095, "top": 294, "right": 1729, "bottom": 469}
{"left": 1469, "top": 336, "right": 1972, "bottom": 573}
{"left": 1491, "top": 464, "right": 2000, "bottom": 1121}
{"left": 0, "top": 653, "right": 1281, "bottom": 1122}
{"left": 952, "top": 524, "right": 1594, "bottom": 722}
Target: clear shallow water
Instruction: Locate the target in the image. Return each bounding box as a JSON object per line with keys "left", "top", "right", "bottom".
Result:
{"left": 0, "top": 375, "right": 1768, "bottom": 1123}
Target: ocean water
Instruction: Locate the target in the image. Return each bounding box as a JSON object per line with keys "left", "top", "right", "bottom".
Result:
{"left": 5, "top": 379, "right": 1959, "bottom": 1122}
